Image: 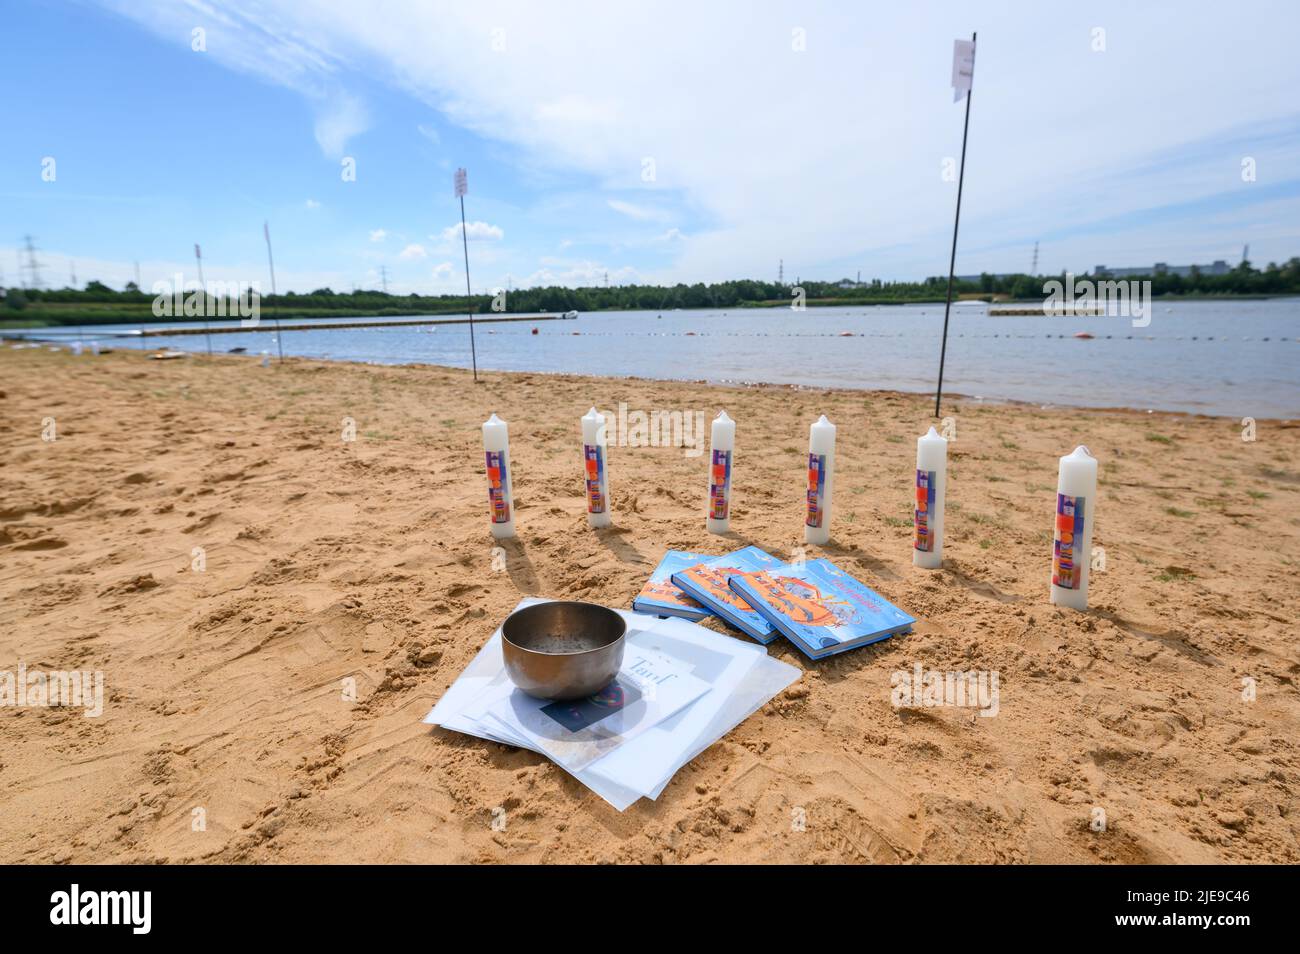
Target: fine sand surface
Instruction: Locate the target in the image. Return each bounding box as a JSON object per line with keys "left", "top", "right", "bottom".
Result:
{"left": 1, "top": 347, "right": 1297, "bottom": 864}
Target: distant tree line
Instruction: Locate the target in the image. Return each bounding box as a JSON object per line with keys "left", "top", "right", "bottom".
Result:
{"left": 4, "top": 257, "right": 1298, "bottom": 326}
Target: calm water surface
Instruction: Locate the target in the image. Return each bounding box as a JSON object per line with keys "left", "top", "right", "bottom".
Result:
{"left": 29, "top": 299, "right": 1300, "bottom": 417}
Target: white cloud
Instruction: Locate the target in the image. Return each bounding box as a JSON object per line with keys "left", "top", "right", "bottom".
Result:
{"left": 439, "top": 221, "right": 504, "bottom": 243}
{"left": 304, "top": 198, "right": 321, "bottom": 210}
{"left": 431, "top": 262, "right": 454, "bottom": 281}
{"left": 535, "top": 95, "right": 618, "bottom": 124}
{"left": 100, "top": 0, "right": 370, "bottom": 160}
{"left": 89, "top": 2, "right": 1300, "bottom": 278}
{"left": 398, "top": 243, "right": 427, "bottom": 260}
{"left": 369, "top": 229, "right": 387, "bottom": 242}
{"left": 313, "top": 91, "right": 367, "bottom": 159}
{"left": 416, "top": 123, "right": 441, "bottom": 145}
{"left": 520, "top": 260, "right": 639, "bottom": 288}
{"left": 0, "top": 245, "right": 351, "bottom": 296}
{"left": 607, "top": 199, "right": 669, "bottom": 222}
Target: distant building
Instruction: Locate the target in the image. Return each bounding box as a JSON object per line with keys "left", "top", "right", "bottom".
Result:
{"left": 953, "top": 259, "right": 1235, "bottom": 282}
{"left": 954, "top": 272, "right": 1016, "bottom": 282}
{"left": 1093, "top": 260, "right": 1231, "bottom": 278}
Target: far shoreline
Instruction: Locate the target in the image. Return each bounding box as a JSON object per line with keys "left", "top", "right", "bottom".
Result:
{"left": 4, "top": 292, "right": 1298, "bottom": 331}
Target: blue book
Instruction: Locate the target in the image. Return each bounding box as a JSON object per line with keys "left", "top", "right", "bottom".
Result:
{"left": 670, "top": 546, "right": 785, "bottom": 643}
{"left": 728, "top": 558, "right": 914, "bottom": 659}
{"left": 631, "top": 550, "right": 713, "bottom": 622}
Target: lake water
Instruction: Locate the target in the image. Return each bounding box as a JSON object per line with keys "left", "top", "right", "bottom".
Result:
{"left": 23, "top": 299, "right": 1300, "bottom": 418}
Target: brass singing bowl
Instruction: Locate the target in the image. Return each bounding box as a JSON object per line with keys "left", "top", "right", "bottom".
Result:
{"left": 501, "top": 601, "right": 626, "bottom": 701}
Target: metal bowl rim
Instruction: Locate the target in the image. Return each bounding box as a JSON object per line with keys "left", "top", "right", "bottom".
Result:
{"left": 501, "top": 601, "right": 627, "bottom": 657}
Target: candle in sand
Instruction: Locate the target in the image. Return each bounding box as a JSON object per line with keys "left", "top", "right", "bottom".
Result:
{"left": 804, "top": 415, "right": 835, "bottom": 545}
{"left": 913, "top": 426, "right": 948, "bottom": 568}
{"left": 482, "top": 413, "right": 516, "bottom": 539}
{"left": 706, "top": 410, "right": 735, "bottom": 534}
{"left": 582, "top": 407, "right": 611, "bottom": 528}
{"left": 1050, "top": 445, "right": 1097, "bottom": 610}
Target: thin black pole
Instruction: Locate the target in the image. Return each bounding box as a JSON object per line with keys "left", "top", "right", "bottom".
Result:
{"left": 935, "top": 31, "right": 975, "bottom": 419}
{"left": 459, "top": 193, "right": 478, "bottom": 382}
{"left": 264, "top": 222, "right": 284, "bottom": 364}
{"left": 195, "top": 246, "right": 212, "bottom": 357}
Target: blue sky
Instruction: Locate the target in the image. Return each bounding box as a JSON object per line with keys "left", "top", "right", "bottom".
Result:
{"left": 2, "top": 0, "right": 1298, "bottom": 295}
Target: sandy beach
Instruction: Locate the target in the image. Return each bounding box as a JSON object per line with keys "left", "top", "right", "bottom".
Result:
{"left": 1, "top": 346, "right": 1297, "bottom": 864}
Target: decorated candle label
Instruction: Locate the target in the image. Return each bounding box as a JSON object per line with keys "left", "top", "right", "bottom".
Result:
{"left": 914, "top": 469, "right": 936, "bottom": 552}
{"left": 485, "top": 450, "right": 511, "bottom": 524}
{"left": 805, "top": 453, "right": 828, "bottom": 528}
{"left": 583, "top": 444, "right": 606, "bottom": 514}
{"left": 1052, "top": 493, "right": 1085, "bottom": 589}
{"left": 708, "top": 449, "right": 731, "bottom": 520}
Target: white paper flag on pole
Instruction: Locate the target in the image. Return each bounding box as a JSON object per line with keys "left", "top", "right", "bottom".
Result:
{"left": 952, "top": 38, "right": 975, "bottom": 102}
{"left": 454, "top": 167, "right": 468, "bottom": 197}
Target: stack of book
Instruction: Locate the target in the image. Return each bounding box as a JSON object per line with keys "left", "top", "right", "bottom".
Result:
{"left": 633, "top": 546, "right": 914, "bottom": 659}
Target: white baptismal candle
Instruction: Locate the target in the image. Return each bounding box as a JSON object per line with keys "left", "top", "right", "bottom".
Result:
{"left": 482, "top": 412, "right": 516, "bottom": 539}
{"left": 913, "top": 426, "right": 948, "bottom": 569}
{"left": 804, "top": 415, "right": 835, "bottom": 545}
{"left": 581, "top": 407, "right": 611, "bottom": 528}
{"left": 706, "top": 410, "right": 735, "bottom": 534}
{"left": 1050, "top": 445, "right": 1097, "bottom": 610}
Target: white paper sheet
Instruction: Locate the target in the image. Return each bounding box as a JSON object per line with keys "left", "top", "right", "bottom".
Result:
{"left": 466, "top": 648, "right": 710, "bottom": 773}
{"left": 424, "top": 599, "right": 801, "bottom": 811}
